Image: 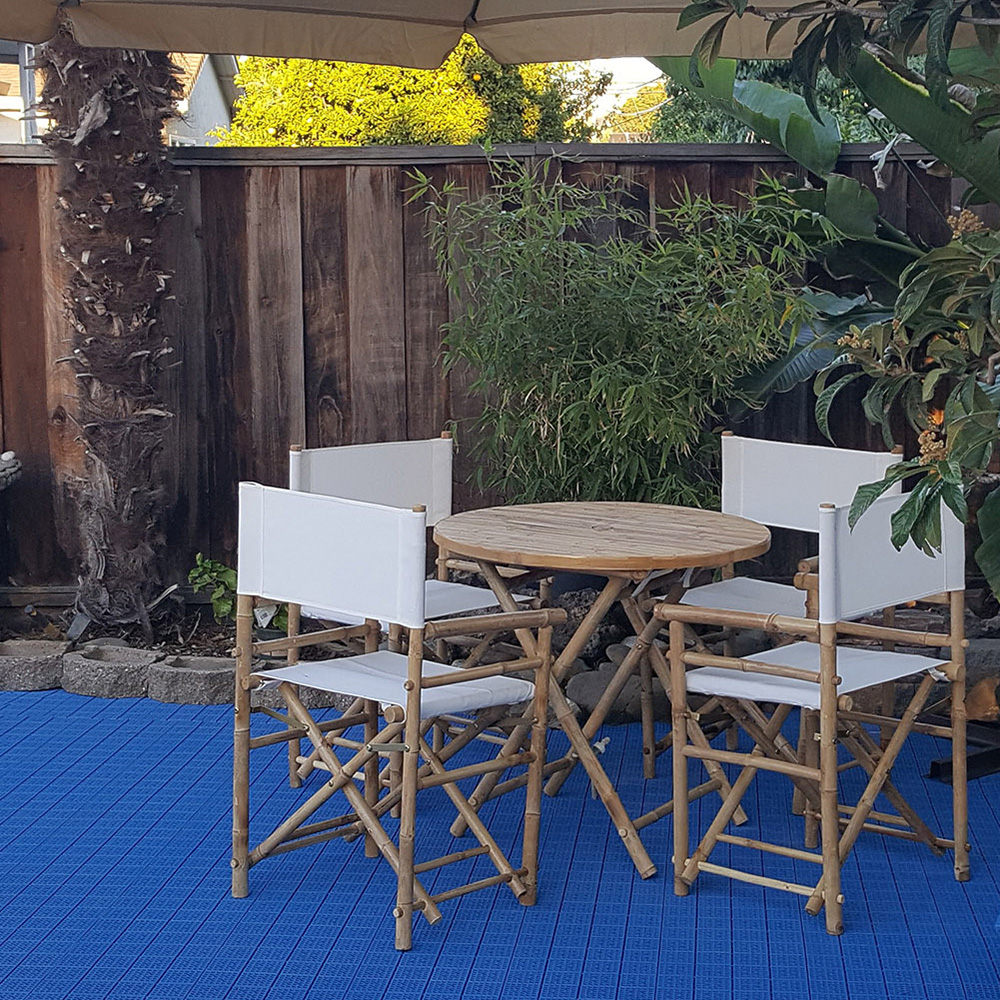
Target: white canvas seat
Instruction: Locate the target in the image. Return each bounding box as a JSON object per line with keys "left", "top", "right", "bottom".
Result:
{"left": 289, "top": 435, "right": 531, "bottom": 625}
{"left": 657, "top": 493, "right": 969, "bottom": 935}
{"left": 232, "top": 483, "right": 565, "bottom": 951}
{"left": 679, "top": 434, "right": 903, "bottom": 617}
{"left": 686, "top": 643, "right": 949, "bottom": 710}
{"left": 255, "top": 650, "right": 533, "bottom": 718}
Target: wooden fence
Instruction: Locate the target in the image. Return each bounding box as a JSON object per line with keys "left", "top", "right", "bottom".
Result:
{"left": 0, "top": 141, "right": 953, "bottom": 598}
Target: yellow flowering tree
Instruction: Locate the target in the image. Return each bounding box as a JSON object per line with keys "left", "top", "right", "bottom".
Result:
{"left": 214, "top": 37, "right": 608, "bottom": 147}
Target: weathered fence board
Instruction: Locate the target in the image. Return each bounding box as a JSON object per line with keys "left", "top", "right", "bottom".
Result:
{"left": 0, "top": 142, "right": 956, "bottom": 593}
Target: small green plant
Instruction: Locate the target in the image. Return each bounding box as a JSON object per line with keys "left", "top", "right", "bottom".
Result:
{"left": 188, "top": 553, "right": 237, "bottom": 623}
{"left": 415, "top": 160, "right": 830, "bottom": 507}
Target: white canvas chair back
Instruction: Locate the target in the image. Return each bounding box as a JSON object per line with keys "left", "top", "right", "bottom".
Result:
{"left": 289, "top": 437, "right": 453, "bottom": 526}
{"left": 818, "top": 493, "right": 965, "bottom": 624}
{"left": 721, "top": 435, "right": 903, "bottom": 531}
{"left": 237, "top": 482, "right": 427, "bottom": 628}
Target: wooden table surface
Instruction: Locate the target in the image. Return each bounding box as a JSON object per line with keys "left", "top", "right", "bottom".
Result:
{"left": 434, "top": 501, "right": 770, "bottom": 573}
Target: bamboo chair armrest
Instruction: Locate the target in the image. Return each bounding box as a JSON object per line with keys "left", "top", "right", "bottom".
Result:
{"left": 652, "top": 602, "right": 820, "bottom": 638}
{"left": 250, "top": 622, "right": 371, "bottom": 655}
{"left": 793, "top": 570, "right": 818, "bottom": 592}
{"left": 797, "top": 555, "right": 819, "bottom": 573}
{"left": 836, "top": 619, "right": 966, "bottom": 648}
{"left": 681, "top": 649, "right": 823, "bottom": 684}
{"left": 423, "top": 607, "right": 567, "bottom": 640}
{"left": 421, "top": 657, "right": 546, "bottom": 688}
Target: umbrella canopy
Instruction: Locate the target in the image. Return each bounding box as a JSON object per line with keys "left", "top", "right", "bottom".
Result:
{"left": 4, "top": 1, "right": 820, "bottom": 67}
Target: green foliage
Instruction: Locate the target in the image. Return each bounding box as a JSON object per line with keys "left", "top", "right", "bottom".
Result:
{"left": 650, "top": 58, "right": 890, "bottom": 145}
{"left": 814, "top": 222, "right": 1000, "bottom": 584}
{"left": 214, "top": 37, "right": 609, "bottom": 147}
{"left": 188, "top": 553, "right": 237, "bottom": 623}
{"left": 416, "top": 159, "right": 827, "bottom": 507}
{"left": 675, "top": 0, "right": 995, "bottom": 122}
{"left": 848, "top": 44, "right": 1000, "bottom": 208}
{"left": 650, "top": 56, "right": 841, "bottom": 175}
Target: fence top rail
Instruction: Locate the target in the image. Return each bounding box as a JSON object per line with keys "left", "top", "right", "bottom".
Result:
{"left": 0, "top": 140, "right": 932, "bottom": 169}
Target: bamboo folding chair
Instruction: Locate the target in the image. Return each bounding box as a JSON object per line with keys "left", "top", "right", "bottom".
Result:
{"left": 288, "top": 433, "right": 539, "bottom": 630}
{"left": 232, "top": 483, "right": 565, "bottom": 950}
{"left": 658, "top": 494, "right": 968, "bottom": 934}
{"left": 680, "top": 433, "right": 903, "bottom": 619}
{"left": 675, "top": 433, "right": 904, "bottom": 760}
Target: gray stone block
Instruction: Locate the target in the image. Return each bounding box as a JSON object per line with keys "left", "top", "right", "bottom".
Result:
{"left": 149, "top": 656, "right": 234, "bottom": 705}
{"left": 0, "top": 640, "right": 69, "bottom": 691}
{"left": 62, "top": 645, "right": 162, "bottom": 699}
{"left": 964, "top": 638, "right": 1000, "bottom": 687}
{"left": 250, "top": 671, "right": 356, "bottom": 711}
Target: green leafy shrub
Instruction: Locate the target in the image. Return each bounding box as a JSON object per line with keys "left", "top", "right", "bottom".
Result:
{"left": 417, "top": 161, "right": 828, "bottom": 506}
{"left": 188, "top": 553, "right": 237, "bottom": 623}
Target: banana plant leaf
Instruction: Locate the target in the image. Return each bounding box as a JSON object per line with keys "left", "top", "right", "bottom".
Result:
{"left": 848, "top": 45, "right": 1000, "bottom": 208}
{"left": 730, "top": 290, "right": 893, "bottom": 418}
{"left": 649, "top": 55, "right": 842, "bottom": 177}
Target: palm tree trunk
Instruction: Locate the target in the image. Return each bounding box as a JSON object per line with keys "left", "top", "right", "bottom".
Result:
{"left": 35, "top": 25, "right": 182, "bottom": 633}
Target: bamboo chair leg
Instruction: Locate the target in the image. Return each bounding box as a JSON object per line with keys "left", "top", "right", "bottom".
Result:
{"left": 803, "top": 710, "right": 820, "bottom": 849}
{"left": 286, "top": 603, "right": 302, "bottom": 788}
{"left": 817, "top": 632, "right": 843, "bottom": 934}
{"left": 523, "top": 626, "right": 552, "bottom": 905}
{"left": 721, "top": 634, "right": 740, "bottom": 752}
{"left": 387, "top": 623, "right": 405, "bottom": 819}
{"left": 685, "top": 716, "right": 750, "bottom": 826}
{"left": 362, "top": 619, "right": 380, "bottom": 857}
{"left": 669, "top": 620, "right": 690, "bottom": 896}
{"left": 396, "top": 640, "right": 425, "bottom": 951}
{"left": 363, "top": 699, "right": 380, "bottom": 859}
{"left": 951, "top": 590, "right": 970, "bottom": 881}
{"left": 232, "top": 594, "right": 254, "bottom": 898}
{"left": 639, "top": 651, "right": 657, "bottom": 779}
{"left": 791, "top": 708, "right": 808, "bottom": 817}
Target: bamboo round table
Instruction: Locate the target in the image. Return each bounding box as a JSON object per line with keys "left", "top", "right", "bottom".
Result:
{"left": 434, "top": 501, "right": 771, "bottom": 878}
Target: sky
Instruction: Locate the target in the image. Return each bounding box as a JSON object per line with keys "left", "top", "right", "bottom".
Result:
{"left": 587, "top": 57, "right": 664, "bottom": 119}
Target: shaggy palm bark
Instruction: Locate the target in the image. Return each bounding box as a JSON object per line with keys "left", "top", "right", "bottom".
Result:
{"left": 36, "top": 28, "right": 182, "bottom": 633}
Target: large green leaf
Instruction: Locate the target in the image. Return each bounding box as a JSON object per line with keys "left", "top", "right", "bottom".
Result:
{"left": 976, "top": 485, "right": 1000, "bottom": 597}
{"left": 824, "top": 174, "right": 879, "bottom": 238}
{"left": 849, "top": 44, "right": 1000, "bottom": 207}
{"left": 649, "top": 55, "right": 842, "bottom": 176}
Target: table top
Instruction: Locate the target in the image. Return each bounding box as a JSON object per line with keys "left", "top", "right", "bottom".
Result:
{"left": 434, "top": 501, "right": 771, "bottom": 573}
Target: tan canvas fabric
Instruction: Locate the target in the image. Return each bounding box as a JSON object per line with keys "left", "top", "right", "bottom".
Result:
{"left": 0, "top": 0, "right": 886, "bottom": 66}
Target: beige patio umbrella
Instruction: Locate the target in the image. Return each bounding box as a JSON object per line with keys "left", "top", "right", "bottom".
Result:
{"left": 3, "top": 1, "right": 827, "bottom": 67}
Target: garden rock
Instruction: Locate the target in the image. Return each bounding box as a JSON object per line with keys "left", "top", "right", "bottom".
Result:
{"left": 149, "top": 656, "right": 234, "bottom": 705}
{"left": 251, "top": 675, "right": 355, "bottom": 711}
{"left": 0, "top": 640, "right": 68, "bottom": 691}
{"left": 565, "top": 659, "right": 669, "bottom": 725}
{"left": 61, "top": 645, "right": 163, "bottom": 699}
